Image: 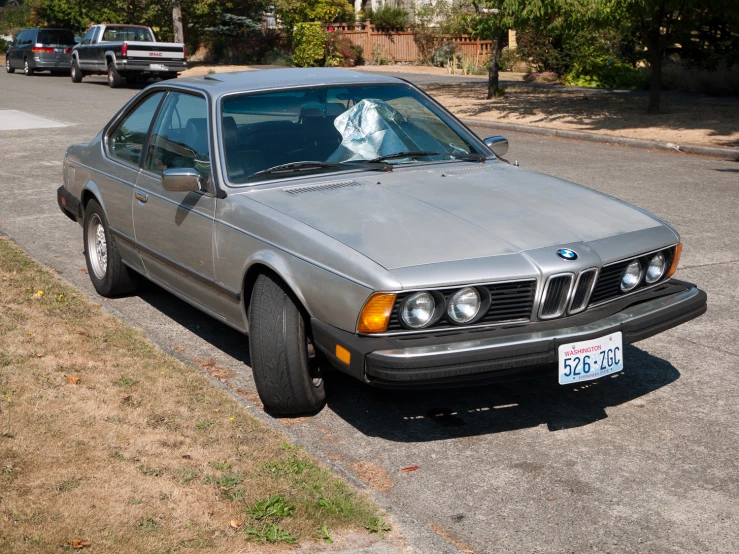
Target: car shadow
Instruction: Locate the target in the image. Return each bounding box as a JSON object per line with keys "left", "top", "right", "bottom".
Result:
{"left": 133, "top": 279, "right": 679, "bottom": 442}
{"left": 324, "top": 345, "right": 680, "bottom": 442}
{"left": 135, "top": 279, "right": 252, "bottom": 366}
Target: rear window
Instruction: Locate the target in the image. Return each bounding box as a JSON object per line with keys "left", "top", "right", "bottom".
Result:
{"left": 37, "top": 30, "right": 75, "bottom": 45}
{"left": 101, "top": 26, "right": 153, "bottom": 42}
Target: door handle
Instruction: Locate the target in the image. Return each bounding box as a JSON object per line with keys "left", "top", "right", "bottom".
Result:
{"left": 135, "top": 191, "right": 148, "bottom": 203}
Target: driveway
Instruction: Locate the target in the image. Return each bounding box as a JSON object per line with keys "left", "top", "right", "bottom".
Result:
{"left": 1, "top": 69, "right": 737, "bottom": 554}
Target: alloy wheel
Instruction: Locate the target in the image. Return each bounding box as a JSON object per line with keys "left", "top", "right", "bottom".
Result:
{"left": 86, "top": 214, "right": 108, "bottom": 279}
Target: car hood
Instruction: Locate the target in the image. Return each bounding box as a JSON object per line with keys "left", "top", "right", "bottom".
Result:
{"left": 248, "top": 162, "right": 664, "bottom": 271}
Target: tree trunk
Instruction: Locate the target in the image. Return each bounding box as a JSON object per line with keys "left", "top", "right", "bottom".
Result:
{"left": 486, "top": 30, "right": 505, "bottom": 100}
{"left": 172, "top": 1, "right": 184, "bottom": 45}
{"left": 647, "top": 41, "right": 662, "bottom": 114}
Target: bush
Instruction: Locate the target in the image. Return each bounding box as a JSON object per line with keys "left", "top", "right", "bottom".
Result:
{"left": 661, "top": 62, "right": 739, "bottom": 96}
{"left": 523, "top": 71, "right": 559, "bottom": 83}
{"left": 564, "top": 61, "right": 648, "bottom": 90}
{"left": 327, "top": 32, "right": 362, "bottom": 67}
{"left": 365, "top": 5, "right": 408, "bottom": 30}
{"left": 0, "top": 38, "right": 7, "bottom": 54}
{"left": 498, "top": 48, "right": 522, "bottom": 72}
{"left": 431, "top": 42, "right": 461, "bottom": 68}
{"left": 293, "top": 22, "right": 326, "bottom": 68}
{"left": 263, "top": 48, "right": 294, "bottom": 66}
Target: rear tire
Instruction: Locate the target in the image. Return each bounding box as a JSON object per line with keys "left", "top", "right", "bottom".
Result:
{"left": 5, "top": 57, "right": 14, "bottom": 73}
{"left": 248, "top": 274, "right": 327, "bottom": 416}
{"left": 23, "top": 59, "right": 33, "bottom": 76}
{"left": 107, "top": 63, "right": 124, "bottom": 88}
{"left": 71, "top": 59, "right": 83, "bottom": 82}
{"left": 83, "top": 199, "right": 139, "bottom": 297}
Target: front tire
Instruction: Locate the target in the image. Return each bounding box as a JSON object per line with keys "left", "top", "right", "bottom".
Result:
{"left": 23, "top": 59, "right": 33, "bottom": 76}
{"left": 83, "top": 199, "right": 139, "bottom": 297}
{"left": 107, "top": 63, "right": 124, "bottom": 88}
{"left": 249, "top": 274, "right": 326, "bottom": 416}
{"left": 5, "top": 57, "right": 14, "bottom": 73}
{"left": 71, "top": 59, "right": 83, "bottom": 82}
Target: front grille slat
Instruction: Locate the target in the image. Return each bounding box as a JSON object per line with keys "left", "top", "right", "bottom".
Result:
{"left": 569, "top": 268, "right": 598, "bottom": 313}
{"left": 386, "top": 280, "right": 536, "bottom": 333}
{"left": 539, "top": 275, "right": 573, "bottom": 319}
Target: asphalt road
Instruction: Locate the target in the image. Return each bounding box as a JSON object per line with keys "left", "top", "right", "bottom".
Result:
{"left": 1, "top": 69, "right": 738, "bottom": 554}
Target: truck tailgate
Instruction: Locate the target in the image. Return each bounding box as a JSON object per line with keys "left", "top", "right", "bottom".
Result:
{"left": 124, "top": 41, "right": 185, "bottom": 62}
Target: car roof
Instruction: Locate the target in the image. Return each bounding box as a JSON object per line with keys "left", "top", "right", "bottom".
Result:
{"left": 171, "top": 68, "right": 406, "bottom": 97}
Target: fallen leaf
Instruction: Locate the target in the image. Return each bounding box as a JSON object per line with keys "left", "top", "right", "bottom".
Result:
{"left": 182, "top": 454, "right": 192, "bottom": 459}
{"left": 121, "top": 395, "right": 132, "bottom": 403}
{"left": 546, "top": 497, "right": 557, "bottom": 502}
{"left": 80, "top": 268, "right": 88, "bottom": 273}
{"left": 208, "top": 510, "right": 214, "bottom": 516}
{"left": 69, "top": 539, "right": 91, "bottom": 549}
{"left": 67, "top": 376, "right": 81, "bottom": 385}
{"left": 213, "top": 408, "right": 220, "bottom": 413}
{"left": 401, "top": 465, "right": 420, "bottom": 473}
{"left": 36, "top": 353, "right": 44, "bottom": 358}
{"left": 230, "top": 519, "right": 243, "bottom": 529}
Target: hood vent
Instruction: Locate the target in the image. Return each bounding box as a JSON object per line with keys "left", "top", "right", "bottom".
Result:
{"left": 439, "top": 165, "right": 493, "bottom": 175}
{"left": 283, "top": 181, "right": 362, "bottom": 195}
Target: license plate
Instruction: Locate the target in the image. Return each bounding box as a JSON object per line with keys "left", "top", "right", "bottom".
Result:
{"left": 54, "top": 48, "right": 64, "bottom": 53}
{"left": 148, "top": 64, "right": 167, "bottom": 71}
{"left": 558, "top": 331, "right": 623, "bottom": 385}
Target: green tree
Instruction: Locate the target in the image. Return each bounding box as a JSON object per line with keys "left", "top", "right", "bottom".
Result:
{"left": 275, "top": 0, "right": 353, "bottom": 41}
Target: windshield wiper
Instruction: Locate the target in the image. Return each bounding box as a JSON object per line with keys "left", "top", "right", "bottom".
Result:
{"left": 368, "top": 151, "right": 487, "bottom": 163}
{"left": 247, "top": 160, "right": 391, "bottom": 180}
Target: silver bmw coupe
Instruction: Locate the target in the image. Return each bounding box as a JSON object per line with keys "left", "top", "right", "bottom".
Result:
{"left": 57, "top": 68, "right": 706, "bottom": 415}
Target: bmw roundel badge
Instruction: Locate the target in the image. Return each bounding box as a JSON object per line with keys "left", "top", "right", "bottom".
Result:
{"left": 557, "top": 248, "right": 578, "bottom": 261}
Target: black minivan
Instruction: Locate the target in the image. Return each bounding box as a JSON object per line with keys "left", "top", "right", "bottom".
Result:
{"left": 5, "top": 28, "right": 76, "bottom": 76}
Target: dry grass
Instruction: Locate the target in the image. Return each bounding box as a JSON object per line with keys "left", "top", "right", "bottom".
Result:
{"left": 0, "top": 237, "right": 386, "bottom": 553}
{"left": 423, "top": 82, "right": 739, "bottom": 149}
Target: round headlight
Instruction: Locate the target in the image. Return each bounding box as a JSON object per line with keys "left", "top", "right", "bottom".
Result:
{"left": 645, "top": 252, "right": 666, "bottom": 284}
{"left": 620, "top": 260, "right": 643, "bottom": 292}
{"left": 447, "top": 287, "right": 481, "bottom": 324}
{"left": 400, "top": 292, "right": 435, "bottom": 328}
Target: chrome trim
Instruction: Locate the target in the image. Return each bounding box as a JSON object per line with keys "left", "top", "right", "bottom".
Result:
{"left": 589, "top": 243, "right": 679, "bottom": 308}
{"left": 358, "top": 278, "right": 537, "bottom": 337}
{"left": 538, "top": 273, "right": 575, "bottom": 320}
{"left": 372, "top": 286, "right": 702, "bottom": 361}
{"left": 568, "top": 268, "right": 599, "bottom": 315}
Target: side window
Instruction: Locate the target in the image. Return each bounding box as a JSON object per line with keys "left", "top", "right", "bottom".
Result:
{"left": 16, "top": 31, "right": 27, "bottom": 46}
{"left": 108, "top": 92, "right": 165, "bottom": 166}
{"left": 80, "top": 27, "right": 95, "bottom": 45}
{"left": 145, "top": 92, "right": 211, "bottom": 180}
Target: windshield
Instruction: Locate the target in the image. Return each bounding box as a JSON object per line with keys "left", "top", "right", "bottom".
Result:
{"left": 101, "top": 26, "right": 153, "bottom": 42}
{"left": 37, "top": 30, "right": 75, "bottom": 45}
{"left": 220, "top": 83, "right": 485, "bottom": 184}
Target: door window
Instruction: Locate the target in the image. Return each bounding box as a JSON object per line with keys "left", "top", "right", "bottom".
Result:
{"left": 80, "top": 27, "right": 96, "bottom": 45}
{"left": 145, "top": 92, "right": 211, "bottom": 181}
{"left": 108, "top": 92, "right": 165, "bottom": 166}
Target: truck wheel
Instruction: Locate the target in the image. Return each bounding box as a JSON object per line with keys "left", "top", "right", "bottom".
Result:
{"left": 24, "top": 59, "right": 34, "bottom": 76}
{"left": 5, "top": 57, "right": 14, "bottom": 74}
{"left": 248, "top": 273, "right": 326, "bottom": 416}
{"left": 107, "top": 63, "right": 124, "bottom": 88}
{"left": 83, "top": 199, "right": 139, "bottom": 297}
{"left": 71, "top": 59, "right": 83, "bottom": 82}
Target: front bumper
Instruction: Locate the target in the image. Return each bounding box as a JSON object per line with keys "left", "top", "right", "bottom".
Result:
{"left": 312, "top": 280, "right": 706, "bottom": 387}
{"left": 57, "top": 185, "right": 81, "bottom": 222}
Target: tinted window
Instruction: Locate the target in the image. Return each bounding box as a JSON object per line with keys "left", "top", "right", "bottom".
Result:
{"left": 109, "top": 92, "right": 165, "bottom": 166}
{"left": 37, "top": 30, "right": 75, "bottom": 45}
{"left": 80, "top": 27, "right": 96, "bottom": 45}
{"left": 221, "top": 84, "right": 480, "bottom": 183}
{"left": 145, "top": 92, "right": 210, "bottom": 180}
{"left": 101, "top": 26, "right": 153, "bottom": 42}
{"left": 15, "top": 31, "right": 29, "bottom": 45}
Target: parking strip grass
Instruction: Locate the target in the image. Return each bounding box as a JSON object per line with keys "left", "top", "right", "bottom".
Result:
{"left": 0, "top": 237, "right": 387, "bottom": 553}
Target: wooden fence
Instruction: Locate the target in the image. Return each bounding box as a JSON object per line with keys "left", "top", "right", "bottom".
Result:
{"left": 329, "top": 21, "right": 493, "bottom": 64}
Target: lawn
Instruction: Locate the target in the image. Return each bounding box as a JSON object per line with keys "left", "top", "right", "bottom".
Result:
{"left": 0, "top": 237, "right": 388, "bottom": 553}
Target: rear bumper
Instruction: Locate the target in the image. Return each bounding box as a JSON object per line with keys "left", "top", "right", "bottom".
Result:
{"left": 117, "top": 59, "right": 187, "bottom": 73}
{"left": 312, "top": 280, "right": 707, "bottom": 387}
{"left": 32, "top": 57, "right": 72, "bottom": 70}
{"left": 57, "top": 185, "right": 81, "bottom": 222}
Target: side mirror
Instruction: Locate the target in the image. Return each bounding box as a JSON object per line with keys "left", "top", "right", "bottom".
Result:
{"left": 74, "top": 36, "right": 81, "bottom": 44}
{"left": 161, "top": 168, "right": 203, "bottom": 193}
{"left": 484, "top": 136, "right": 509, "bottom": 158}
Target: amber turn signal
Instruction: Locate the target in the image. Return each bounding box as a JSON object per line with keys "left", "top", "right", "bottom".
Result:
{"left": 335, "top": 344, "right": 351, "bottom": 365}
{"left": 357, "top": 293, "right": 396, "bottom": 334}
{"left": 666, "top": 243, "right": 682, "bottom": 279}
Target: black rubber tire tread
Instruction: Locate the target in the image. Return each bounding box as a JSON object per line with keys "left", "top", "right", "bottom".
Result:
{"left": 71, "top": 59, "right": 83, "bottom": 82}
{"left": 5, "top": 57, "right": 14, "bottom": 73}
{"left": 24, "top": 59, "right": 33, "bottom": 76}
{"left": 107, "top": 63, "right": 124, "bottom": 88}
{"left": 83, "top": 199, "right": 139, "bottom": 297}
{"left": 248, "top": 273, "right": 326, "bottom": 416}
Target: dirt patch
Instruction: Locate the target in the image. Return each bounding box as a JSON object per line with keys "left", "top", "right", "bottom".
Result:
{"left": 348, "top": 462, "right": 394, "bottom": 492}
{"left": 0, "top": 238, "right": 386, "bottom": 552}
{"left": 422, "top": 82, "right": 739, "bottom": 148}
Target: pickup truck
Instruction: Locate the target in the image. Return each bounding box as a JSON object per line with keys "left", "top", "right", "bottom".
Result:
{"left": 71, "top": 24, "right": 187, "bottom": 87}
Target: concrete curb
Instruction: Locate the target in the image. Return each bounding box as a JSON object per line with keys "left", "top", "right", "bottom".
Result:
{"left": 461, "top": 118, "right": 739, "bottom": 161}
{"left": 0, "top": 228, "right": 461, "bottom": 554}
